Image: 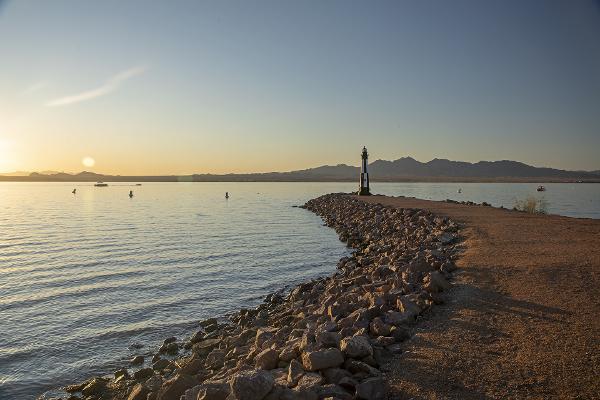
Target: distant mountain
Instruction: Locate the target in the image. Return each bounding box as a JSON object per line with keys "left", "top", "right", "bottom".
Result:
{"left": 33, "top": 171, "right": 101, "bottom": 179}
{"left": 268, "top": 158, "right": 598, "bottom": 181}
{"left": 38, "top": 170, "right": 69, "bottom": 175}
{"left": 366, "top": 157, "right": 596, "bottom": 179}
{"left": 0, "top": 170, "right": 66, "bottom": 176}
{"left": 0, "top": 171, "right": 30, "bottom": 176}
{"left": 1, "top": 158, "right": 598, "bottom": 182}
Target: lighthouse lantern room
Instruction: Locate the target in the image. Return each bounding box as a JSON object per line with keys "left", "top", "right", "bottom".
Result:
{"left": 358, "top": 146, "right": 371, "bottom": 195}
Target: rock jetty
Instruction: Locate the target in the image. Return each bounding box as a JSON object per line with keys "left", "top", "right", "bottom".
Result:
{"left": 56, "top": 193, "right": 462, "bottom": 400}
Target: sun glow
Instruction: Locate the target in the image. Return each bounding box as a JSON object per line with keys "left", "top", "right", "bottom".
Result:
{"left": 0, "top": 138, "right": 16, "bottom": 172}
{"left": 82, "top": 157, "right": 96, "bottom": 168}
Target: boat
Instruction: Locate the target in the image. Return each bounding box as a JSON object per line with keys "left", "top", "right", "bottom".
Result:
{"left": 94, "top": 182, "right": 108, "bottom": 187}
{"left": 536, "top": 185, "right": 546, "bottom": 192}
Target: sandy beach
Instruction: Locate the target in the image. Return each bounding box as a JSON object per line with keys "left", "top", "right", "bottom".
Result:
{"left": 359, "top": 195, "right": 600, "bottom": 399}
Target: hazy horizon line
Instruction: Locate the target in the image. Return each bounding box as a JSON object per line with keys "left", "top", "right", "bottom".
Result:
{"left": 2, "top": 155, "right": 599, "bottom": 176}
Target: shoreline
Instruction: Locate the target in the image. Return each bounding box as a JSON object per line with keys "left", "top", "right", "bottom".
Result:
{"left": 44, "top": 192, "right": 600, "bottom": 399}
{"left": 3, "top": 178, "right": 600, "bottom": 183}
{"left": 52, "top": 193, "right": 463, "bottom": 400}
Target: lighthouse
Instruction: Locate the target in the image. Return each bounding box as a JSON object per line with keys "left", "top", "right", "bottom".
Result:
{"left": 358, "top": 146, "right": 371, "bottom": 195}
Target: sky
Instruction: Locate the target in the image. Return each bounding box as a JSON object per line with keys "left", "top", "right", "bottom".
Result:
{"left": 0, "top": 0, "right": 599, "bottom": 175}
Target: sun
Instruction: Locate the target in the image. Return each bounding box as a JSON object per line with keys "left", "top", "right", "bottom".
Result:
{"left": 82, "top": 156, "right": 96, "bottom": 168}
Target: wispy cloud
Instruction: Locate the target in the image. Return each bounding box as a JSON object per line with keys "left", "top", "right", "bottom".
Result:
{"left": 46, "top": 66, "right": 147, "bottom": 107}
{"left": 21, "top": 81, "right": 50, "bottom": 96}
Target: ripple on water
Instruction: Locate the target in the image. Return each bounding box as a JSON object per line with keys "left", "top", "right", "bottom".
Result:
{"left": 0, "top": 182, "right": 354, "bottom": 399}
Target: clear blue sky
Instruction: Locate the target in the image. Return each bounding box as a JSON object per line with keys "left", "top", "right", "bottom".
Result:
{"left": 1, "top": 0, "right": 599, "bottom": 174}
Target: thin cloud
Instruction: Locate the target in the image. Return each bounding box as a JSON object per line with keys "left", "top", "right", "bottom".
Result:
{"left": 46, "top": 66, "right": 146, "bottom": 107}
{"left": 21, "top": 81, "right": 50, "bottom": 96}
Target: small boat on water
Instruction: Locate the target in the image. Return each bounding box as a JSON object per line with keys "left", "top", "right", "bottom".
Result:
{"left": 94, "top": 182, "right": 108, "bottom": 187}
{"left": 536, "top": 185, "right": 546, "bottom": 192}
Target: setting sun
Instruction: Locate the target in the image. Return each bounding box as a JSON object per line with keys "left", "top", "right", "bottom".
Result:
{"left": 82, "top": 156, "right": 95, "bottom": 168}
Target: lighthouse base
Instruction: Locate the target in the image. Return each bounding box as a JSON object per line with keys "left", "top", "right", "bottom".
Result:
{"left": 358, "top": 172, "right": 370, "bottom": 195}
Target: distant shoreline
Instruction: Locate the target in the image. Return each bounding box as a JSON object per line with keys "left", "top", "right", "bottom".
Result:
{"left": 3, "top": 157, "right": 599, "bottom": 183}
{"left": 1, "top": 176, "right": 599, "bottom": 183}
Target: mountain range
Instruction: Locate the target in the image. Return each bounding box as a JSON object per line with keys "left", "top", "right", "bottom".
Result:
{"left": 1, "top": 158, "right": 599, "bottom": 182}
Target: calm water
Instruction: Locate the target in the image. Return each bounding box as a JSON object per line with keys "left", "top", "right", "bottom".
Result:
{"left": 374, "top": 182, "right": 600, "bottom": 219}
{"left": 0, "top": 182, "right": 598, "bottom": 399}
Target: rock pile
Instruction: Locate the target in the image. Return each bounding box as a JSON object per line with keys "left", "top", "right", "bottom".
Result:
{"left": 445, "top": 199, "right": 491, "bottom": 207}
{"left": 57, "top": 194, "right": 461, "bottom": 400}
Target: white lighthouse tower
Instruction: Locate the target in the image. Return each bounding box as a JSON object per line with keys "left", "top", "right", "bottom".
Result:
{"left": 358, "top": 146, "right": 370, "bottom": 195}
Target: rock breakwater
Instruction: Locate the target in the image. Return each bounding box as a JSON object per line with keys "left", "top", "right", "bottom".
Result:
{"left": 55, "top": 193, "right": 462, "bottom": 400}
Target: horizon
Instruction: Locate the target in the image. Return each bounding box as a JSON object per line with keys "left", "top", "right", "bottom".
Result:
{"left": 1, "top": 1, "right": 600, "bottom": 174}
{"left": 2, "top": 154, "right": 599, "bottom": 177}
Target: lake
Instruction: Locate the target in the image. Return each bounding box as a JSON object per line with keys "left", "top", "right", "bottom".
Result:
{"left": 0, "top": 181, "right": 598, "bottom": 399}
